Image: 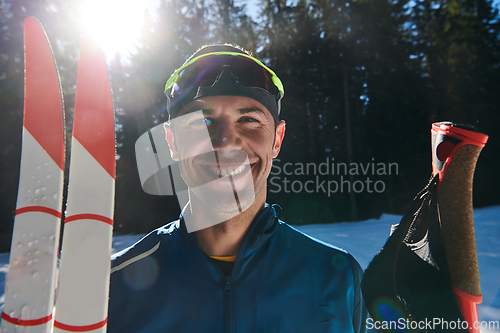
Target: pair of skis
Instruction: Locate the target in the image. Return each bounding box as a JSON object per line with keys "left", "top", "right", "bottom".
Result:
{"left": 1, "top": 17, "right": 115, "bottom": 333}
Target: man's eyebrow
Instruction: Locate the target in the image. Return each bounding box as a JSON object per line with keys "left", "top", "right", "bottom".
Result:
{"left": 238, "top": 107, "right": 266, "bottom": 115}
{"left": 183, "top": 107, "right": 265, "bottom": 116}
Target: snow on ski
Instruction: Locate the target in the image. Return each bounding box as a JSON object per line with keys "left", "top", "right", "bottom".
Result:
{"left": 53, "top": 35, "right": 115, "bottom": 333}
{"left": 1, "top": 17, "right": 65, "bottom": 333}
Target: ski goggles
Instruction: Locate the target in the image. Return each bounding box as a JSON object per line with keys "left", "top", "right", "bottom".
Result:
{"left": 164, "top": 52, "right": 284, "bottom": 123}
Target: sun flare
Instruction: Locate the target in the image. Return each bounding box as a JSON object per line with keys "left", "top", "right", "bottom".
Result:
{"left": 79, "top": 0, "right": 146, "bottom": 58}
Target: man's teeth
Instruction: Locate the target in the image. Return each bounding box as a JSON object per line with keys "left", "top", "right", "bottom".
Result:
{"left": 210, "top": 164, "right": 247, "bottom": 177}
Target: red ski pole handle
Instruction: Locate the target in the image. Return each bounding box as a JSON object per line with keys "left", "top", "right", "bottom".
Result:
{"left": 431, "top": 122, "right": 488, "bottom": 333}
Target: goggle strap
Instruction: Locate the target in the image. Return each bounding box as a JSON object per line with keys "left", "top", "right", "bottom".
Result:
{"left": 164, "top": 52, "right": 284, "bottom": 95}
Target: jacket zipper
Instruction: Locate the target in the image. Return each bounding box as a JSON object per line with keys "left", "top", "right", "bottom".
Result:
{"left": 224, "top": 275, "right": 233, "bottom": 333}
{"left": 222, "top": 207, "right": 275, "bottom": 333}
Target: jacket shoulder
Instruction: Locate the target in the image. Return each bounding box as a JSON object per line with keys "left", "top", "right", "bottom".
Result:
{"left": 276, "top": 220, "right": 363, "bottom": 277}
{"left": 277, "top": 220, "right": 348, "bottom": 254}
{"left": 110, "top": 220, "right": 179, "bottom": 273}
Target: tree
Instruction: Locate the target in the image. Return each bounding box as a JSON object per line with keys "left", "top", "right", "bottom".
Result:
{"left": 350, "top": 0, "right": 433, "bottom": 215}
{"left": 212, "top": 0, "right": 257, "bottom": 49}
{"left": 412, "top": 0, "right": 500, "bottom": 206}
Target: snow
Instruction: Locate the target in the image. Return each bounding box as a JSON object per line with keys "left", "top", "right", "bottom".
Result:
{"left": 298, "top": 206, "right": 500, "bottom": 326}
{"left": 0, "top": 206, "right": 499, "bottom": 327}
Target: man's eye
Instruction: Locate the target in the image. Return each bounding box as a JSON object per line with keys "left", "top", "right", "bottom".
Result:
{"left": 240, "top": 117, "right": 259, "bottom": 123}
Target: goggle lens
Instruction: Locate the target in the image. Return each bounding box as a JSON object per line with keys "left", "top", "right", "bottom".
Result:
{"left": 173, "top": 54, "right": 279, "bottom": 98}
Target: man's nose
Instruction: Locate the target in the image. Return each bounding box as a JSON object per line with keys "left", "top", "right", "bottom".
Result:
{"left": 210, "top": 119, "right": 242, "bottom": 150}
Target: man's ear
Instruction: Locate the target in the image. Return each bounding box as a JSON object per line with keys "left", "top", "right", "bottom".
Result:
{"left": 163, "top": 122, "right": 178, "bottom": 161}
{"left": 273, "top": 120, "right": 286, "bottom": 158}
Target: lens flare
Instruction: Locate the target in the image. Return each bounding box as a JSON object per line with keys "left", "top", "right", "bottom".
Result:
{"left": 373, "top": 298, "right": 408, "bottom": 332}
{"left": 79, "top": 0, "right": 146, "bottom": 58}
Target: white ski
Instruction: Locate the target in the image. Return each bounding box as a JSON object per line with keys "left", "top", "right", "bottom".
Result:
{"left": 1, "top": 17, "right": 65, "bottom": 333}
{"left": 53, "top": 35, "right": 115, "bottom": 333}
{"left": 1, "top": 18, "right": 115, "bottom": 333}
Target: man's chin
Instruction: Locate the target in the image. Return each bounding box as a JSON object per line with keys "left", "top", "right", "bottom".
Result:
{"left": 191, "top": 187, "right": 255, "bottom": 215}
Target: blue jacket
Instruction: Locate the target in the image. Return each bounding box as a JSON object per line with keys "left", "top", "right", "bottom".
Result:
{"left": 107, "top": 205, "right": 367, "bottom": 332}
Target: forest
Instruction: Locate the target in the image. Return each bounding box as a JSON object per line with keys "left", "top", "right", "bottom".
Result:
{"left": 0, "top": 0, "right": 499, "bottom": 252}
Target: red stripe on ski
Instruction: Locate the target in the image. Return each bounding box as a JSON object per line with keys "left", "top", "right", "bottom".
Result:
{"left": 73, "top": 35, "right": 115, "bottom": 179}
{"left": 1, "top": 311, "right": 52, "bottom": 326}
{"left": 64, "top": 213, "right": 113, "bottom": 226}
{"left": 53, "top": 318, "right": 107, "bottom": 332}
{"left": 15, "top": 206, "right": 62, "bottom": 218}
{"left": 23, "top": 17, "right": 64, "bottom": 170}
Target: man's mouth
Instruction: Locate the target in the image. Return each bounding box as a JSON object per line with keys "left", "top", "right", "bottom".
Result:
{"left": 205, "top": 163, "right": 251, "bottom": 177}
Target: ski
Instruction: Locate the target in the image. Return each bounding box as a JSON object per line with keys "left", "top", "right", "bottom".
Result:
{"left": 1, "top": 17, "right": 65, "bottom": 333}
{"left": 1, "top": 18, "right": 115, "bottom": 333}
{"left": 53, "top": 34, "right": 115, "bottom": 333}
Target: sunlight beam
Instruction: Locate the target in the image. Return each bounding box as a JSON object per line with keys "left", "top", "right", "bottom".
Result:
{"left": 79, "top": 0, "right": 146, "bottom": 58}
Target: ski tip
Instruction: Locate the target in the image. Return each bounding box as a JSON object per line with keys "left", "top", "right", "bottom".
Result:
{"left": 24, "top": 17, "right": 39, "bottom": 27}
{"left": 23, "top": 16, "right": 65, "bottom": 171}
{"left": 73, "top": 34, "right": 115, "bottom": 179}
{"left": 23, "top": 18, "right": 47, "bottom": 44}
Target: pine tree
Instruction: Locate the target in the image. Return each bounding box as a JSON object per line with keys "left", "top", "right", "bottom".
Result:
{"left": 350, "top": 0, "right": 433, "bottom": 215}
{"left": 412, "top": 0, "right": 500, "bottom": 206}
{"left": 211, "top": 0, "right": 257, "bottom": 49}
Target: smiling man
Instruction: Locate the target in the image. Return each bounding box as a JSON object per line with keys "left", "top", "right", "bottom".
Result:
{"left": 107, "top": 44, "right": 367, "bottom": 333}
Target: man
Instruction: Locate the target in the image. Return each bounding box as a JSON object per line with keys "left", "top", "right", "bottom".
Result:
{"left": 107, "top": 44, "right": 367, "bottom": 332}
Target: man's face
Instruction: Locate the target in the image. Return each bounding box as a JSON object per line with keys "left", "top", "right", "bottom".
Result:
{"left": 164, "top": 95, "right": 285, "bottom": 214}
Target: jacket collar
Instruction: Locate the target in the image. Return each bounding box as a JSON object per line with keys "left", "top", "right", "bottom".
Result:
{"left": 177, "top": 203, "right": 278, "bottom": 250}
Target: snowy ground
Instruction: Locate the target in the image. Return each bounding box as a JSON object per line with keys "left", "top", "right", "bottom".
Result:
{"left": 298, "top": 206, "right": 500, "bottom": 326}
{"left": 1, "top": 206, "right": 499, "bottom": 327}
